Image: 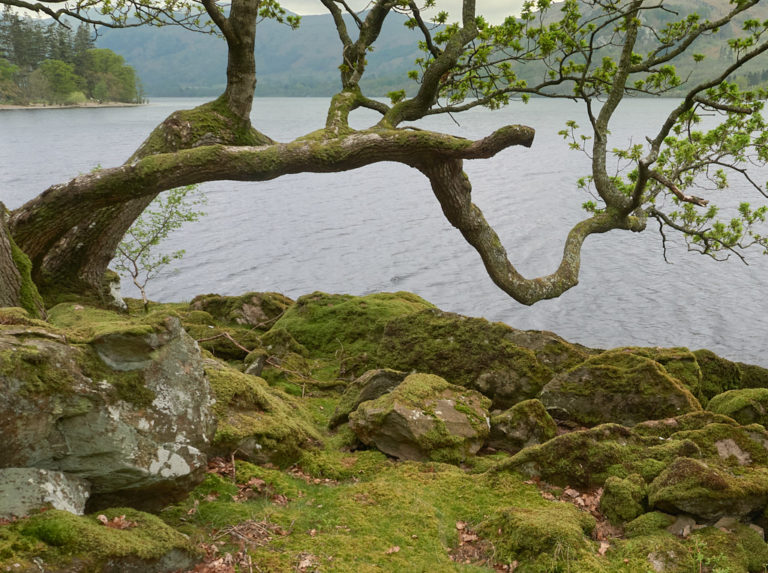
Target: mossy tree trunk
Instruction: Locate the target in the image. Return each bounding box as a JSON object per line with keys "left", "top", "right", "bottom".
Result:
{"left": 0, "top": 202, "right": 22, "bottom": 308}
{"left": 10, "top": 0, "right": 265, "bottom": 302}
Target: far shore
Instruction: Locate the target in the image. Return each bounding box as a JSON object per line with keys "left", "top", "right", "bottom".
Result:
{"left": 0, "top": 101, "right": 145, "bottom": 111}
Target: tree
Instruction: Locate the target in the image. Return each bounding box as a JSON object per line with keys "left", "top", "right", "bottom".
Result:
{"left": 2, "top": 0, "right": 768, "bottom": 314}
{"left": 112, "top": 184, "right": 206, "bottom": 312}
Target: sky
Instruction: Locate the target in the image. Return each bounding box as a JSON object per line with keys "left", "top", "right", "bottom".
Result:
{"left": 281, "top": 0, "right": 527, "bottom": 25}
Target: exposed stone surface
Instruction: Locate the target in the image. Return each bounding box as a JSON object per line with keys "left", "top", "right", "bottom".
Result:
{"left": 329, "top": 369, "right": 408, "bottom": 429}
{"left": 0, "top": 312, "right": 216, "bottom": 510}
{"left": 0, "top": 468, "right": 90, "bottom": 518}
{"left": 487, "top": 399, "right": 557, "bottom": 453}
{"left": 540, "top": 350, "right": 702, "bottom": 427}
{"left": 348, "top": 373, "right": 491, "bottom": 463}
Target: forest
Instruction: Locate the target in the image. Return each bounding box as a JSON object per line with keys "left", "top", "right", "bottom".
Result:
{"left": 0, "top": 9, "right": 142, "bottom": 105}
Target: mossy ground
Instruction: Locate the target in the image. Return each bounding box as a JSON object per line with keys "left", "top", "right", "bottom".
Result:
{"left": 4, "top": 291, "right": 768, "bottom": 571}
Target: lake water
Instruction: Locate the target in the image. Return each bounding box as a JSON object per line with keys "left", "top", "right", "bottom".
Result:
{"left": 2, "top": 97, "right": 767, "bottom": 366}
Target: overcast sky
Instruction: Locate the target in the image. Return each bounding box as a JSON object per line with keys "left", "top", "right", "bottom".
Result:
{"left": 281, "top": 0, "right": 527, "bottom": 25}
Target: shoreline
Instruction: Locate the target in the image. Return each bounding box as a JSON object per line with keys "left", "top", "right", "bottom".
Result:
{"left": 0, "top": 102, "right": 145, "bottom": 111}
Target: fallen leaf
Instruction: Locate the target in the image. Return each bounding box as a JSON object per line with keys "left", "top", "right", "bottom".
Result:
{"left": 96, "top": 514, "right": 136, "bottom": 530}
{"left": 456, "top": 521, "right": 467, "bottom": 531}
{"left": 598, "top": 541, "right": 610, "bottom": 556}
{"left": 385, "top": 546, "right": 400, "bottom": 554}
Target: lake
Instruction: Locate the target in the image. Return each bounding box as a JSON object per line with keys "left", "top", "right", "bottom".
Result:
{"left": 2, "top": 97, "right": 767, "bottom": 366}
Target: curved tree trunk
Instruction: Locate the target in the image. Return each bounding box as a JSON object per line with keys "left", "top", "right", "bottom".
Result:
{"left": 21, "top": 0, "right": 263, "bottom": 303}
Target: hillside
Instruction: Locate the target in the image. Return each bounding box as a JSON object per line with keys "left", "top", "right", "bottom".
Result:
{"left": 95, "top": 2, "right": 768, "bottom": 98}
{"left": 96, "top": 12, "right": 424, "bottom": 97}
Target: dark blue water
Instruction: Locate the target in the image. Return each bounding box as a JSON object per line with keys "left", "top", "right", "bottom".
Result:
{"left": 2, "top": 97, "right": 767, "bottom": 365}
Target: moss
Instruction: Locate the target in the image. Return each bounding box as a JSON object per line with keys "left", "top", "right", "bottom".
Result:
{"left": 620, "top": 346, "right": 702, "bottom": 397}
{"left": 189, "top": 291, "right": 293, "bottom": 327}
{"left": 298, "top": 448, "right": 391, "bottom": 481}
{"left": 206, "top": 364, "right": 321, "bottom": 466}
{"left": 689, "top": 525, "right": 768, "bottom": 573}
{"left": 47, "top": 303, "right": 161, "bottom": 343}
{"left": 500, "top": 423, "right": 700, "bottom": 488}
{"left": 329, "top": 369, "right": 407, "bottom": 429}
{"left": 8, "top": 235, "right": 44, "bottom": 318}
{"left": 737, "top": 362, "right": 768, "bottom": 390}
{"left": 541, "top": 350, "right": 702, "bottom": 427}
{"left": 182, "top": 323, "right": 263, "bottom": 360}
{"left": 669, "top": 422, "right": 768, "bottom": 465}
{"left": 694, "top": 348, "right": 743, "bottom": 404}
{"left": 77, "top": 345, "right": 155, "bottom": 408}
{"left": 347, "top": 373, "right": 491, "bottom": 464}
{"left": 477, "top": 503, "right": 596, "bottom": 567}
{"left": 272, "top": 291, "right": 433, "bottom": 361}
{"left": 0, "top": 307, "right": 50, "bottom": 328}
{"left": 136, "top": 96, "right": 270, "bottom": 158}
{"left": 624, "top": 511, "right": 676, "bottom": 538}
{"left": 599, "top": 474, "right": 647, "bottom": 524}
{"left": 648, "top": 458, "right": 768, "bottom": 520}
{"left": 377, "top": 309, "right": 553, "bottom": 406}
{"left": 0, "top": 344, "right": 75, "bottom": 395}
{"left": 633, "top": 411, "right": 740, "bottom": 439}
{"left": 0, "top": 508, "right": 196, "bottom": 570}
{"left": 607, "top": 532, "right": 689, "bottom": 572}
{"left": 260, "top": 327, "right": 309, "bottom": 357}
{"left": 708, "top": 388, "right": 768, "bottom": 427}
{"left": 488, "top": 399, "right": 557, "bottom": 453}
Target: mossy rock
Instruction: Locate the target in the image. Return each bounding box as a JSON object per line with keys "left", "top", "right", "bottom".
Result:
{"left": 694, "top": 349, "right": 743, "bottom": 404}
{"left": 620, "top": 346, "right": 702, "bottom": 398}
{"left": 624, "top": 511, "right": 677, "bottom": 538}
{"left": 738, "top": 362, "right": 768, "bottom": 390}
{"left": 477, "top": 504, "right": 596, "bottom": 569}
{"left": 329, "top": 368, "right": 408, "bottom": 429}
{"left": 272, "top": 291, "right": 433, "bottom": 362}
{"left": 500, "top": 423, "right": 700, "bottom": 488}
{"left": 633, "top": 411, "right": 740, "bottom": 439}
{"left": 487, "top": 399, "right": 557, "bottom": 454}
{"left": 599, "top": 474, "right": 647, "bottom": 525}
{"left": 708, "top": 388, "right": 768, "bottom": 427}
{"left": 189, "top": 291, "right": 293, "bottom": 328}
{"left": 669, "top": 422, "right": 768, "bottom": 466}
{"left": 348, "top": 373, "right": 491, "bottom": 464}
{"left": 206, "top": 362, "right": 321, "bottom": 466}
{"left": 500, "top": 329, "right": 592, "bottom": 373}
{"left": 648, "top": 457, "right": 768, "bottom": 521}
{"left": 540, "top": 350, "right": 702, "bottom": 427}
{"left": 376, "top": 309, "right": 554, "bottom": 409}
{"left": 0, "top": 508, "right": 198, "bottom": 571}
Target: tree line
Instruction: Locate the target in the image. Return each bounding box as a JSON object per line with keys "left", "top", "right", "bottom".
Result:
{"left": 0, "top": 8, "right": 143, "bottom": 105}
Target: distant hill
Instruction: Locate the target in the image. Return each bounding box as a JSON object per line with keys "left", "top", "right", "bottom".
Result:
{"left": 96, "top": 12, "right": 425, "bottom": 97}
{"left": 95, "top": 2, "right": 768, "bottom": 98}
